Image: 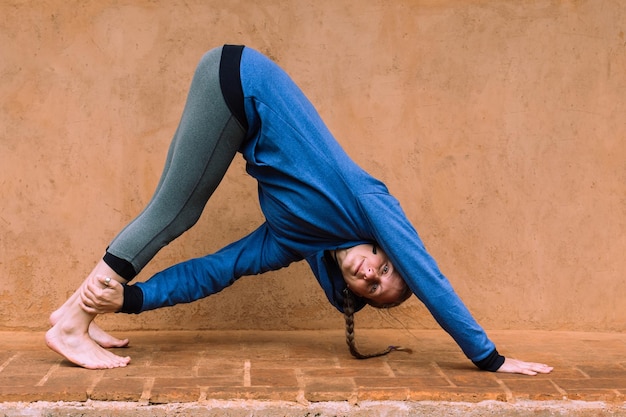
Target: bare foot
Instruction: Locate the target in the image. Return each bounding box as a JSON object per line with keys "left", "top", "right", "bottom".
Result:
{"left": 46, "top": 320, "right": 130, "bottom": 369}
{"left": 50, "top": 294, "right": 129, "bottom": 349}
{"left": 88, "top": 321, "right": 129, "bottom": 348}
{"left": 47, "top": 260, "right": 131, "bottom": 368}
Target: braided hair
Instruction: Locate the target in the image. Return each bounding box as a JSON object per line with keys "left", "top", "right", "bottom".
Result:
{"left": 342, "top": 287, "right": 412, "bottom": 359}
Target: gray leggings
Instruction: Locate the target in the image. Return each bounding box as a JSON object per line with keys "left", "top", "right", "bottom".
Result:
{"left": 104, "top": 45, "right": 247, "bottom": 280}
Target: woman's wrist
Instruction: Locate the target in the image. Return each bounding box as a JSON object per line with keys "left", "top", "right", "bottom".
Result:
{"left": 472, "top": 348, "right": 506, "bottom": 372}
{"left": 120, "top": 284, "right": 143, "bottom": 314}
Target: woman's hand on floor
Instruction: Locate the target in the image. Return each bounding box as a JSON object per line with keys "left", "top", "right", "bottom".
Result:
{"left": 497, "top": 358, "right": 553, "bottom": 375}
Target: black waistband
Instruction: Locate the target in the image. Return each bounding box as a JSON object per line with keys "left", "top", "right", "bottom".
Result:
{"left": 219, "top": 44, "right": 248, "bottom": 132}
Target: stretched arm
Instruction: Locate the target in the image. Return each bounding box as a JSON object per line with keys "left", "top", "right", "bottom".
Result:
{"left": 356, "top": 192, "right": 552, "bottom": 375}
{"left": 82, "top": 223, "right": 299, "bottom": 314}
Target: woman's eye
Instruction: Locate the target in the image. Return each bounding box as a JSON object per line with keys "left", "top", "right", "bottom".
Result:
{"left": 369, "top": 284, "right": 379, "bottom": 294}
{"left": 383, "top": 265, "right": 389, "bottom": 274}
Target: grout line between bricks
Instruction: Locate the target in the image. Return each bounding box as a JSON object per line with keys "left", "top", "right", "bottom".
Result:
{"left": 198, "top": 387, "right": 207, "bottom": 402}
{"left": 494, "top": 378, "right": 514, "bottom": 402}
{"left": 243, "top": 360, "right": 251, "bottom": 387}
{"left": 0, "top": 353, "right": 18, "bottom": 373}
{"left": 382, "top": 360, "right": 395, "bottom": 377}
{"left": 192, "top": 351, "right": 204, "bottom": 377}
{"left": 574, "top": 366, "right": 591, "bottom": 378}
{"left": 431, "top": 361, "right": 456, "bottom": 387}
{"left": 86, "top": 370, "right": 105, "bottom": 397}
{"left": 294, "top": 368, "right": 308, "bottom": 405}
{"left": 348, "top": 386, "right": 358, "bottom": 406}
{"left": 549, "top": 379, "right": 568, "bottom": 399}
{"left": 35, "top": 362, "right": 60, "bottom": 387}
{"left": 140, "top": 377, "right": 155, "bottom": 404}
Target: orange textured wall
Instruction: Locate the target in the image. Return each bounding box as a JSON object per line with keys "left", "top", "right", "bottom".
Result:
{"left": 1, "top": 0, "right": 624, "bottom": 333}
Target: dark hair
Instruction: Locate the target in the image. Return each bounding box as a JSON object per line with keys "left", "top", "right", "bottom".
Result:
{"left": 342, "top": 288, "right": 412, "bottom": 359}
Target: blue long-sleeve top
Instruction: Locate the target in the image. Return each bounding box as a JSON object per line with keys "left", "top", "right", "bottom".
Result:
{"left": 130, "top": 47, "right": 499, "bottom": 367}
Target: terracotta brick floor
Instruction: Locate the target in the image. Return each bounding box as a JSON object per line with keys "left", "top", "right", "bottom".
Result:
{"left": 1, "top": 329, "right": 626, "bottom": 407}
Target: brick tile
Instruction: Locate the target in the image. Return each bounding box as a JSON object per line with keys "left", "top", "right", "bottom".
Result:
{"left": 304, "top": 366, "right": 390, "bottom": 378}
{"left": 445, "top": 372, "right": 502, "bottom": 388}
{"left": 357, "top": 387, "right": 410, "bottom": 401}
{"left": 0, "top": 375, "right": 43, "bottom": 387}
{"left": 146, "top": 350, "right": 201, "bottom": 367}
{"left": 151, "top": 389, "right": 202, "bottom": 404}
{"left": 198, "top": 376, "right": 245, "bottom": 387}
{"left": 195, "top": 347, "right": 249, "bottom": 360}
{"left": 355, "top": 376, "right": 451, "bottom": 389}
{"left": 408, "top": 386, "right": 507, "bottom": 402}
{"left": 0, "top": 385, "right": 87, "bottom": 402}
{"left": 433, "top": 360, "right": 478, "bottom": 373}
{"left": 129, "top": 331, "right": 224, "bottom": 346}
{"left": 555, "top": 377, "right": 626, "bottom": 390}
{"left": 576, "top": 364, "right": 626, "bottom": 378}
{"left": 118, "top": 348, "right": 154, "bottom": 363}
{"left": 100, "top": 366, "right": 147, "bottom": 378}
{"left": 90, "top": 377, "right": 145, "bottom": 401}
{"left": 501, "top": 378, "right": 565, "bottom": 401}
{"left": 304, "top": 376, "right": 355, "bottom": 402}
{"left": 286, "top": 345, "right": 340, "bottom": 359}
{"left": 52, "top": 365, "right": 102, "bottom": 377}
{"left": 150, "top": 378, "right": 203, "bottom": 403}
{"left": 20, "top": 373, "right": 90, "bottom": 402}
{"left": 580, "top": 337, "right": 626, "bottom": 353}
{"left": 196, "top": 359, "right": 244, "bottom": 378}
{"left": 203, "top": 386, "right": 300, "bottom": 401}
{"left": 252, "top": 358, "right": 338, "bottom": 369}
{"left": 1, "top": 351, "right": 59, "bottom": 376}
{"left": 251, "top": 368, "right": 298, "bottom": 386}
{"left": 0, "top": 351, "right": 16, "bottom": 366}
{"left": 105, "top": 365, "right": 196, "bottom": 378}
{"left": 243, "top": 344, "right": 291, "bottom": 358}
{"left": 564, "top": 389, "right": 623, "bottom": 402}
{"left": 160, "top": 337, "right": 233, "bottom": 349}
{"left": 44, "top": 373, "right": 102, "bottom": 392}
{"left": 386, "top": 360, "right": 439, "bottom": 377}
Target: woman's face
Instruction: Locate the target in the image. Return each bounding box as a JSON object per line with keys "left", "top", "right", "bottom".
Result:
{"left": 334, "top": 244, "right": 409, "bottom": 305}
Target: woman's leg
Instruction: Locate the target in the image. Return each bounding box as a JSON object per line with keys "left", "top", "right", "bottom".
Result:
{"left": 47, "top": 45, "right": 248, "bottom": 369}
{"left": 105, "top": 46, "right": 246, "bottom": 280}
{"left": 49, "top": 273, "right": 129, "bottom": 349}
{"left": 45, "top": 260, "right": 131, "bottom": 369}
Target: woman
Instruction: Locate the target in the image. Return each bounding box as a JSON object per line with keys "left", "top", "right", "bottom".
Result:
{"left": 47, "top": 45, "right": 552, "bottom": 375}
